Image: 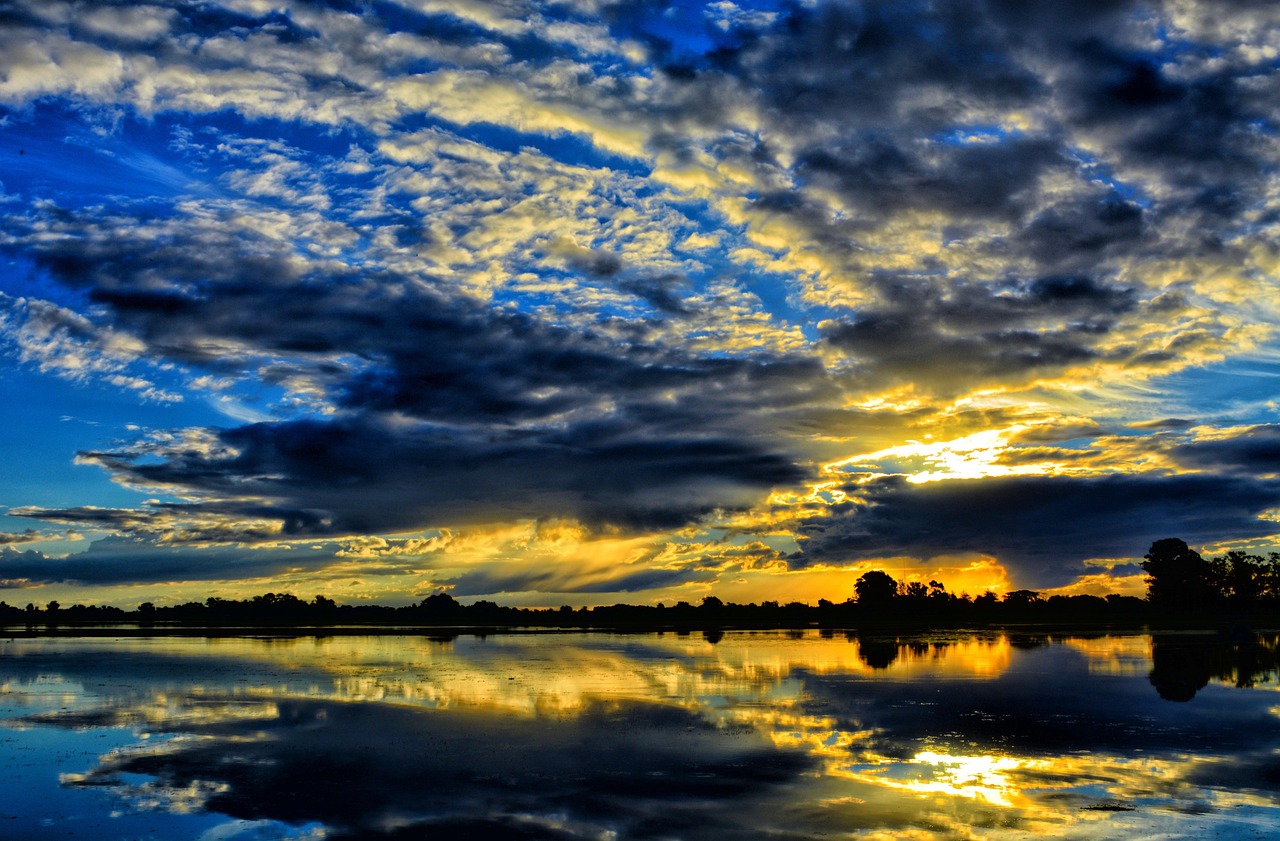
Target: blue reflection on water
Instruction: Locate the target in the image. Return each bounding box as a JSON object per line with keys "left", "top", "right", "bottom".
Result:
{"left": 0, "top": 672, "right": 319, "bottom": 840}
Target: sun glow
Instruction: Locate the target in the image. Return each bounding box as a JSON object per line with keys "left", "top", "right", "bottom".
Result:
{"left": 822, "top": 425, "right": 1048, "bottom": 483}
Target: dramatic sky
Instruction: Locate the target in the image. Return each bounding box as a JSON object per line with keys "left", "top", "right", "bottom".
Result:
{"left": 3, "top": 0, "right": 1280, "bottom": 608}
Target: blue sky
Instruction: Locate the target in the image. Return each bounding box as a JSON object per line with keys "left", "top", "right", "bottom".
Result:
{"left": 3, "top": 0, "right": 1280, "bottom": 607}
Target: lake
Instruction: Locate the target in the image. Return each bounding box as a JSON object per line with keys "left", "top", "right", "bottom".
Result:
{"left": 1, "top": 630, "right": 1277, "bottom": 840}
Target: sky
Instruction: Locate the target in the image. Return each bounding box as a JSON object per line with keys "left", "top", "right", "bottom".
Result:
{"left": 3, "top": 0, "right": 1280, "bottom": 608}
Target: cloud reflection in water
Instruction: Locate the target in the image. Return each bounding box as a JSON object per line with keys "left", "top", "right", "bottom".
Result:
{"left": 3, "top": 631, "right": 1279, "bottom": 839}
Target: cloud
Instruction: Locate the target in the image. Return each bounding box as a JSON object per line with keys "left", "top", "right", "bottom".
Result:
{"left": 4, "top": 0, "right": 1280, "bottom": 597}
{"left": 0, "top": 536, "right": 340, "bottom": 586}
{"left": 0, "top": 529, "right": 42, "bottom": 546}
{"left": 790, "top": 473, "right": 1280, "bottom": 587}
{"left": 819, "top": 275, "right": 1145, "bottom": 393}
{"left": 1171, "top": 424, "right": 1280, "bottom": 474}
{"left": 3, "top": 201, "right": 823, "bottom": 539}
{"left": 56, "top": 695, "right": 813, "bottom": 839}
{"left": 1018, "top": 195, "right": 1148, "bottom": 270}
{"left": 0, "top": 294, "right": 180, "bottom": 401}
{"left": 1059, "top": 38, "right": 1280, "bottom": 214}
{"left": 21, "top": 629, "right": 1280, "bottom": 839}
{"left": 55, "top": 414, "right": 806, "bottom": 536}
{"left": 8, "top": 501, "right": 301, "bottom": 545}
{"left": 442, "top": 563, "right": 714, "bottom": 597}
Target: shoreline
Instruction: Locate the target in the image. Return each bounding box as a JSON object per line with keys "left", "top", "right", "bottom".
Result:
{"left": 4, "top": 621, "right": 1275, "bottom": 639}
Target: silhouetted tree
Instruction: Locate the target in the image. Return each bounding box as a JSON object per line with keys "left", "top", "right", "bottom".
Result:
{"left": 854, "top": 570, "right": 898, "bottom": 609}
{"left": 1213, "top": 551, "right": 1262, "bottom": 608}
{"left": 1143, "top": 538, "right": 1219, "bottom": 612}
{"left": 1002, "top": 590, "right": 1042, "bottom": 607}
{"left": 418, "top": 592, "right": 461, "bottom": 618}
{"left": 901, "top": 581, "right": 929, "bottom": 600}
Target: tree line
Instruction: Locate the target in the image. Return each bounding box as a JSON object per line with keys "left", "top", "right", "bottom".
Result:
{"left": 1140, "top": 538, "right": 1280, "bottom": 612}
{"left": 1, "top": 538, "right": 1276, "bottom": 630}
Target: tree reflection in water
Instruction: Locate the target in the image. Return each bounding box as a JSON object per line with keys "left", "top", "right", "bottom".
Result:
{"left": 1149, "top": 632, "right": 1280, "bottom": 701}
{"left": 856, "top": 637, "right": 900, "bottom": 669}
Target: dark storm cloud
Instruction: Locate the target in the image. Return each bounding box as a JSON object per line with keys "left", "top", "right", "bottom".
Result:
{"left": 0, "top": 537, "right": 334, "bottom": 586}
{"left": 9, "top": 497, "right": 333, "bottom": 543}
{"left": 733, "top": 1, "right": 1044, "bottom": 127}
{"left": 13, "top": 208, "right": 827, "bottom": 423}
{"left": 605, "top": 4, "right": 1266, "bottom": 400}
{"left": 1058, "top": 39, "right": 1280, "bottom": 214}
{"left": 797, "top": 135, "right": 1064, "bottom": 222}
{"left": 980, "top": 0, "right": 1139, "bottom": 33}
{"left": 1130, "top": 418, "right": 1197, "bottom": 431}
{"left": 70, "top": 416, "right": 803, "bottom": 535}
{"left": 791, "top": 473, "right": 1280, "bottom": 587}
{"left": 646, "top": 1, "right": 1061, "bottom": 245}
{"left": 1171, "top": 425, "right": 1280, "bottom": 474}
{"left": 820, "top": 275, "right": 1139, "bottom": 390}
{"left": 5, "top": 208, "right": 822, "bottom": 535}
{"left": 1019, "top": 194, "right": 1148, "bottom": 269}
{"left": 647, "top": 0, "right": 1276, "bottom": 294}
{"left": 0, "top": 546, "right": 47, "bottom": 587}
{"left": 722, "top": 0, "right": 1268, "bottom": 186}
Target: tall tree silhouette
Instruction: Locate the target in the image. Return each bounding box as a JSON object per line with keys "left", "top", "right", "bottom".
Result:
{"left": 855, "top": 570, "right": 898, "bottom": 612}
{"left": 1143, "top": 538, "right": 1219, "bottom": 612}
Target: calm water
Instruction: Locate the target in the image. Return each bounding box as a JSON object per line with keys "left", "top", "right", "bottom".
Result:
{"left": 1, "top": 630, "right": 1278, "bottom": 840}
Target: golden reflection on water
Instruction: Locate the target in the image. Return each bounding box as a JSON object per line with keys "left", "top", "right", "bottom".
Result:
{"left": 6, "top": 631, "right": 1280, "bottom": 840}
{"left": 119, "top": 631, "right": 1021, "bottom": 713}
{"left": 1063, "top": 635, "right": 1154, "bottom": 676}
{"left": 8, "top": 631, "right": 1019, "bottom": 718}
{"left": 883, "top": 750, "right": 1034, "bottom": 806}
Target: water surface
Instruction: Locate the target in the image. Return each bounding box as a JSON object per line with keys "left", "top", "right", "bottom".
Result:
{"left": 1, "top": 630, "right": 1277, "bottom": 839}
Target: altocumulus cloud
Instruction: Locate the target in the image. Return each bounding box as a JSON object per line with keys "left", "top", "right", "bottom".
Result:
{"left": 2, "top": 0, "right": 1280, "bottom": 599}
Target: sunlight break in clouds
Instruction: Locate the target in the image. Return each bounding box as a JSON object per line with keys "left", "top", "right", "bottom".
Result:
{"left": 3, "top": 0, "right": 1280, "bottom": 606}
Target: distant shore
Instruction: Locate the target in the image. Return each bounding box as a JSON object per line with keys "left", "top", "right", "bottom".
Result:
{"left": 7, "top": 539, "right": 1278, "bottom": 636}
